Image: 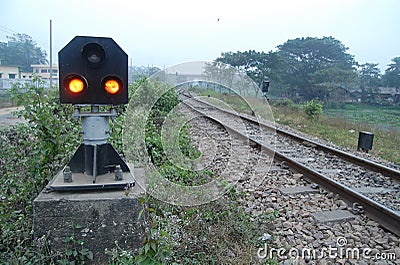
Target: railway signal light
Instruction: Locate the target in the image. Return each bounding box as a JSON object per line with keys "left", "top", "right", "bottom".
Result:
{"left": 52, "top": 36, "right": 134, "bottom": 191}
{"left": 58, "top": 36, "right": 128, "bottom": 105}
{"left": 261, "top": 79, "right": 270, "bottom": 93}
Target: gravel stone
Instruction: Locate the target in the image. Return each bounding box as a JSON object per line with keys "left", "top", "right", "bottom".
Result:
{"left": 282, "top": 221, "right": 292, "bottom": 229}
{"left": 360, "top": 236, "right": 370, "bottom": 244}
{"left": 374, "top": 237, "right": 388, "bottom": 245}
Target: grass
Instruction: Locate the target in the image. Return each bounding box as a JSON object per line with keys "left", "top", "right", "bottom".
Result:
{"left": 273, "top": 106, "right": 400, "bottom": 164}
{"left": 145, "top": 194, "right": 273, "bottom": 265}
{"left": 324, "top": 104, "right": 400, "bottom": 130}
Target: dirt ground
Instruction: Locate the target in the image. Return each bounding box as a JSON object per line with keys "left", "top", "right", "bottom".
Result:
{"left": 0, "top": 106, "right": 25, "bottom": 127}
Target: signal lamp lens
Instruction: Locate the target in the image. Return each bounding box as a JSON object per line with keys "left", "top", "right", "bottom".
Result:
{"left": 88, "top": 53, "right": 101, "bottom": 63}
{"left": 104, "top": 79, "right": 120, "bottom": 94}
{"left": 68, "top": 78, "right": 85, "bottom": 93}
{"left": 82, "top": 43, "right": 105, "bottom": 64}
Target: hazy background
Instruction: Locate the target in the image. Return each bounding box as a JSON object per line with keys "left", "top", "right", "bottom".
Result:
{"left": 1, "top": 0, "right": 399, "bottom": 71}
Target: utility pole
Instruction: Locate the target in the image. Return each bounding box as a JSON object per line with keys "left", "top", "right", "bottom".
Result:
{"left": 49, "top": 19, "right": 53, "bottom": 89}
{"left": 130, "top": 57, "right": 133, "bottom": 83}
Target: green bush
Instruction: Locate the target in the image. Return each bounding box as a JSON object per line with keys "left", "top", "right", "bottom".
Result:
{"left": 303, "top": 99, "right": 323, "bottom": 118}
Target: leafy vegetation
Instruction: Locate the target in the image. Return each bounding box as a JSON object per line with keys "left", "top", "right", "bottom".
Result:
{"left": 3, "top": 32, "right": 399, "bottom": 106}
{"left": 0, "top": 91, "right": 15, "bottom": 108}
{"left": 1, "top": 32, "right": 397, "bottom": 264}
{"left": 215, "top": 50, "right": 279, "bottom": 87}
{"left": 383, "top": 57, "right": 400, "bottom": 88}
{"left": 0, "top": 82, "right": 80, "bottom": 263}
{"left": 276, "top": 37, "right": 356, "bottom": 101}
{"left": 272, "top": 98, "right": 299, "bottom": 110}
{"left": 58, "top": 224, "right": 94, "bottom": 264}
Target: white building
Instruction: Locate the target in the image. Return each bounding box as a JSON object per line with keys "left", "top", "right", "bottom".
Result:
{"left": 0, "top": 64, "right": 57, "bottom": 89}
{"left": 31, "top": 64, "right": 59, "bottom": 80}
{"left": 0, "top": 65, "right": 21, "bottom": 79}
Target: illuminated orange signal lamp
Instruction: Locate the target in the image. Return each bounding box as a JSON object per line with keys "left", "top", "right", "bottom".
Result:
{"left": 104, "top": 78, "right": 121, "bottom": 95}
{"left": 68, "top": 77, "right": 86, "bottom": 94}
{"left": 62, "top": 75, "right": 87, "bottom": 96}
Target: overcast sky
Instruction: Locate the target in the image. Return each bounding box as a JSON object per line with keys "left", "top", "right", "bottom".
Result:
{"left": 1, "top": 0, "right": 399, "bottom": 72}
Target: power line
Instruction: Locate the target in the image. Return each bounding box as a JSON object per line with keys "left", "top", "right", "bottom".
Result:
{"left": 0, "top": 24, "right": 49, "bottom": 50}
{"left": 0, "top": 25, "right": 18, "bottom": 34}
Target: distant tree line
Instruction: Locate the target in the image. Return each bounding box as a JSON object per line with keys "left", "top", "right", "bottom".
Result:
{"left": 214, "top": 36, "right": 400, "bottom": 103}
{"left": 0, "top": 34, "right": 48, "bottom": 72}
{"left": 129, "top": 65, "right": 160, "bottom": 82}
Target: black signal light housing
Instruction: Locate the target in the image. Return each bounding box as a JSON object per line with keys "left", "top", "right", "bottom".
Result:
{"left": 59, "top": 36, "right": 128, "bottom": 105}
{"left": 261, "top": 79, "right": 270, "bottom": 93}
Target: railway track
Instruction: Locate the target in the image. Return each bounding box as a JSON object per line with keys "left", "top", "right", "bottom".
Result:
{"left": 179, "top": 92, "right": 400, "bottom": 237}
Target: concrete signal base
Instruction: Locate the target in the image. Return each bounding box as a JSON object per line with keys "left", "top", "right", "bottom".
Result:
{"left": 33, "top": 167, "right": 145, "bottom": 264}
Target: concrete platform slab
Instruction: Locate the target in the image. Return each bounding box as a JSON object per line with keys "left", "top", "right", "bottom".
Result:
{"left": 353, "top": 186, "right": 395, "bottom": 194}
{"left": 319, "top": 169, "right": 341, "bottom": 174}
{"left": 311, "top": 210, "right": 356, "bottom": 223}
{"left": 255, "top": 166, "right": 276, "bottom": 173}
{"left": 279, "top": 185, "right": 319, "bottom": 195}
{"left": 279, "top": 149, "right": 297, "bottom": 153}
{"left": 268, "top": 166, "right": 283, "bottom": 172}
{"left": 295, "top": 158, "right": 316, "bottom": 163}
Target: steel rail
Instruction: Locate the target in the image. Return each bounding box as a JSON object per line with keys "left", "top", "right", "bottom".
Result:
{"left": 181, "top": 95, "right": 400, "bottom": 236}
{"left": 185, "top": 94, "right": 400, "bottom": 181}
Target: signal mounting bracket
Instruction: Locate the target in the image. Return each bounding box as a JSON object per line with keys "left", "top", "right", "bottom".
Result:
{"left": 50, "top": 105, "right": 135, "bottom": 191}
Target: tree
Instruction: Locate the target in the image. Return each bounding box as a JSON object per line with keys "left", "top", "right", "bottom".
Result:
{"left": 382, "top": 57, "right": 400, "bottom": 88}
{"left": 129, "top": 65, "right": 161, "bottom": 82}
{"left": 358, "top": 63, "right": 381, "bottom": 87}
{"left": 214, "top": 36, "right": 360, "bottom": 101}
{"left": 215, "top": 50, "right": 280, "bottom": 96}
{"left": 309, "top": 66, "right": 357, "bottom": 102}
{"left": 357, "top": 63, "right": 382, "bottom": 102}
{"left": 0, "top": 33, "right": 47, "bottom": 72}
{"left": 203, "top": 61, "right": 253, "bottom": 96}
{"left": 276, "top": 36, "right": 357, "bottom": 100}
{"left": 216, "top": 51, "right": 278, "bottom": 83}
